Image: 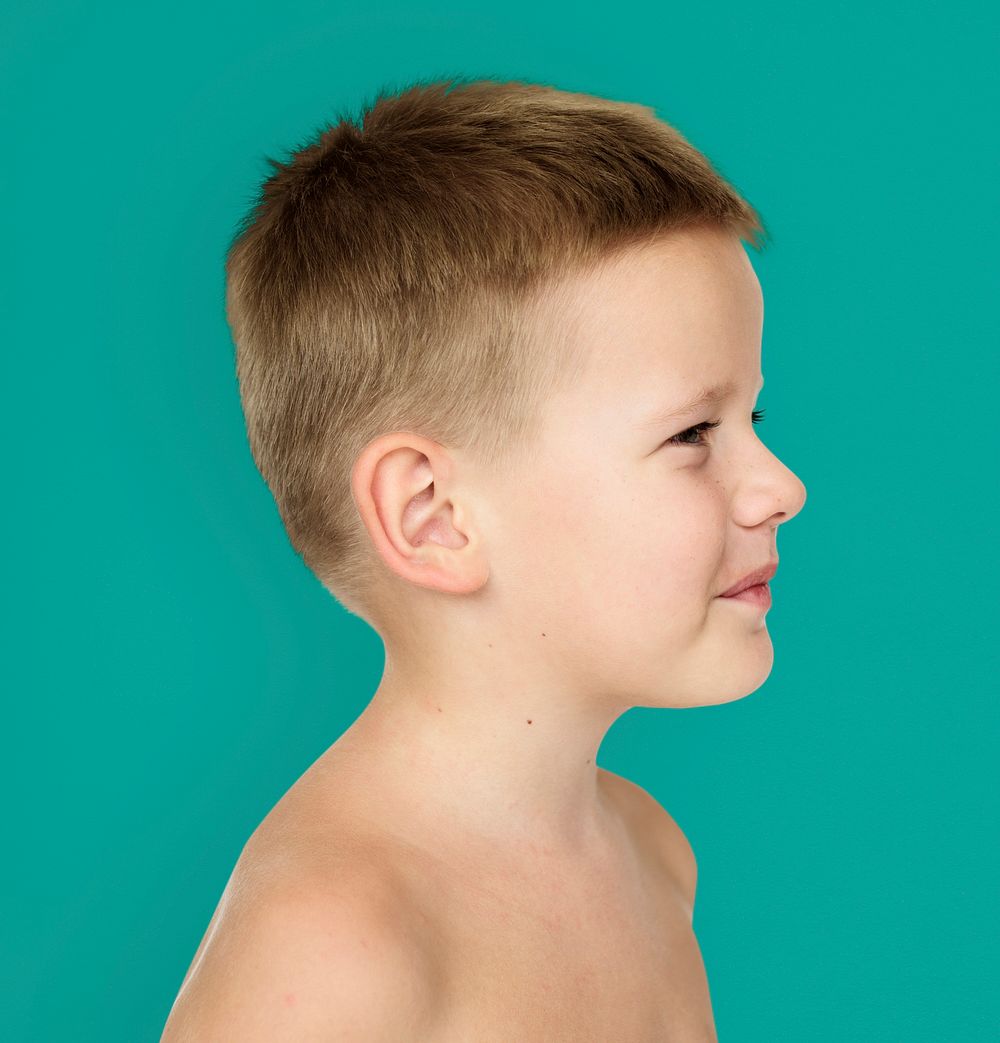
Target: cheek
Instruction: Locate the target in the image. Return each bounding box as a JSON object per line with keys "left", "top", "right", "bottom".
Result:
{"left": 510, "top": 467, "right": 643, "bottom": 616}
{"left": 488, "top": 467, "right": 600, "bottom": 610}
{"left": 494, "top": 456, "right": 725, "bottom": 623}
{"left": 626, "top": 475, "right": 728, "bottom": 607}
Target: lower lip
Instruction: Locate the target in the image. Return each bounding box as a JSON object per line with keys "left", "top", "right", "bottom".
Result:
{"left": 719, "top": 582, "right": 771, "bottom": 609}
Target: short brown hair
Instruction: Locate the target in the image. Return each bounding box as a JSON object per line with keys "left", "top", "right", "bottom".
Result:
{"left": 225, "top": 76, "right": 767, "bottom": 623}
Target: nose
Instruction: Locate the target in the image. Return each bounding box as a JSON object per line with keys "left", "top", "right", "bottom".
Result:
{"left": 775, "top": 465, "right": 805, "bottom": 525}
{"left": 736, "top": 441, "right": 807, "bottom": 529}
{"left": 767, "top": 451, "right": 807, "bottom": 527}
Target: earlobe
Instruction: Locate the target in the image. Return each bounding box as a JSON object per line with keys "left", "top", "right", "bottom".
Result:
{"left": 351, "top": 434, "right": 490, "bottom": 595}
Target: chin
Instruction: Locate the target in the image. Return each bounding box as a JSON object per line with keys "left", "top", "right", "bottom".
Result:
{"left": 719, "top": 651, "right": 775, "bottom": 702}
{"left": 692, "top": 637, "right": 775, "bottom": 707}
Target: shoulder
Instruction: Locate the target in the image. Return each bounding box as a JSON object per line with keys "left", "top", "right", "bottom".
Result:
{"left": 161, "top": 849, "right": 439, "bottom": 1041}
{"left": 600, "top": 767, "right": 698, "bottom": 911}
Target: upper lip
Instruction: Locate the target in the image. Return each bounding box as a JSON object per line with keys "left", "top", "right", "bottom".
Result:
{"left": 719, "top": 560, "right": 778, "bottom": 597}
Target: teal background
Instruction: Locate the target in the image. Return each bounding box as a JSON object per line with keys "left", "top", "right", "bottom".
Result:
{"left": 4, "top": 0, "right": 997, "bottom": 1039}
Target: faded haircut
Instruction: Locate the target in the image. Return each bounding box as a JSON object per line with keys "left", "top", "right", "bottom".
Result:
{"left": 225, "top": 76, "right": 767, "bottom": 623}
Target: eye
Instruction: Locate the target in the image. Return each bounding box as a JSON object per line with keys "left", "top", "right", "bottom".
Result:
{"left": 665, "top": 408, "right": 767, "bottom": 448}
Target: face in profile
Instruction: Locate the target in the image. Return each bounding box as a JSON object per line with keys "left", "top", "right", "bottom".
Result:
{"left": 480, "top": 225, "right": 807, "bottom": 711}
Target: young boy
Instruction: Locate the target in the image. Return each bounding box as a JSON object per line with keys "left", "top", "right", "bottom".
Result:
{"left": 162, "top": 76, "right": 806, "bottom": 1041}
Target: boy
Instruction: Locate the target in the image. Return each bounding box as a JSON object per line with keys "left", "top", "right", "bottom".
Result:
{"left": 162, "top": 76, "right": 806, "bottom": 1041}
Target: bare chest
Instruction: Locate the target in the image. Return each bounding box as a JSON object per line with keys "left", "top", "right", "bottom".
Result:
{"left": 417, "top": 855, "right": 718, "bottom": 1043}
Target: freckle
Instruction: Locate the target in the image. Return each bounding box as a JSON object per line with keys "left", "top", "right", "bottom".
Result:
{"left": 283, "top": 992, "right": 296, "bottom": 1007}
{"left": 437, "top": 706, "right": 442, "bottom": 712}
{"left": 541, "top": 632, "right": 546, "bottom": 637}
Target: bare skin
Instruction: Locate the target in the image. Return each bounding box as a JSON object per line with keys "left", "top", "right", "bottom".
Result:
{"left": 162, "top": 226, "right": 805, "bottom": 1039}
{"left": 162, "top": 755, "right": 715, "bottom": 1041}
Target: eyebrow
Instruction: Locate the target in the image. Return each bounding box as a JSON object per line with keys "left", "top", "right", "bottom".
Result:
{"left": 638, "top": 375, "right": 765, "bottom": 429}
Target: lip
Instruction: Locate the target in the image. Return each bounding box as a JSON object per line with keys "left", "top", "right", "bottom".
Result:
{"left": 718, "top": 560, "right": 778, "bottom": 598}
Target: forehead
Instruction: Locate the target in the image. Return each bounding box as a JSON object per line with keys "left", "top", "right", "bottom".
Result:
{"left": 553, "top": 227, "right": 764, "bottom": 397}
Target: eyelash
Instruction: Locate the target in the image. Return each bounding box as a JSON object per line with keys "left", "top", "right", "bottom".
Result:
{"left": 666, "top": 408, "right": 767, "bottom": 448}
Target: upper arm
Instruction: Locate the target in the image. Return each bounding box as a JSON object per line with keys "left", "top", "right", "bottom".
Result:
{"left": 161, "top": 883, "right": 437, "bottom": 1042}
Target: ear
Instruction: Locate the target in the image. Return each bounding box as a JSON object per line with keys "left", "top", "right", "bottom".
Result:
{"left": 350, "top": 432, "right": 490, "bottom": 595}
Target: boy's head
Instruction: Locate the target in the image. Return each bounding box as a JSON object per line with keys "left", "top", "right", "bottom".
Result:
{"left": 226, "top": 76, "right": 805, "bottom": 706}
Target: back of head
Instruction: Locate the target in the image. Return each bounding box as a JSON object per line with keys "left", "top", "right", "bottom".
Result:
{"left": 225, "top": 75, "right": 766, "bottom": 627}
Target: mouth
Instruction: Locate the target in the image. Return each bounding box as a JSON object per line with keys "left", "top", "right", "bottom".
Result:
{"left": 718, "top": 560, "right": 778, "bottom": 598}
{"left": 718, "top": 581, "right": 772, "bottom": 609}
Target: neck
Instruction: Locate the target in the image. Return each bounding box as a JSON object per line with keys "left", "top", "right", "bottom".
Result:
{"left": 320, "top": 658, "right": 629, "bottom": 865}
